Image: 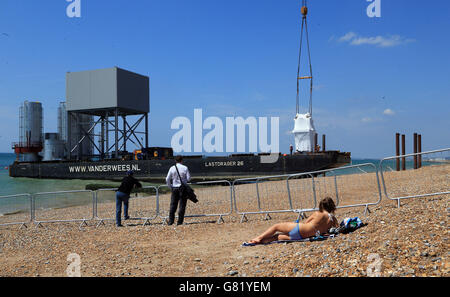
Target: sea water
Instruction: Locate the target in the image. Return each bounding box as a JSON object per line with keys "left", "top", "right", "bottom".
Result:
{"left": 0, "top": 153, "right": 123, "bottom": 196}
{"left": 0, "top": 153, "right": 126, "bottom": 216}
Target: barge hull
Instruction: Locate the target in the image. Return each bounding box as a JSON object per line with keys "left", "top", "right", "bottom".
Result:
{"left": 9, "top": 151, "right": 350, "bottom": 182}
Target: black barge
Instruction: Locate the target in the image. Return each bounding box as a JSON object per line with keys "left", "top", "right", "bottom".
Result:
{"left": 9, "top": 151, "right": 350, "bottom": 182}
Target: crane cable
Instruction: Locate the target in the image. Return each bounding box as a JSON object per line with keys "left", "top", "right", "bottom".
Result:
{"left": 296, "top": 0, "right": 313, "bottom": 115}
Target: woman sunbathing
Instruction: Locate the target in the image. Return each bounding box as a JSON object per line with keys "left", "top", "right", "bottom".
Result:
{"left": 248, "top": 197, "right": 339, "bottom": 244}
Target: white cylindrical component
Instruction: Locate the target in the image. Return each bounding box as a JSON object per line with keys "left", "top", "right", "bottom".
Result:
{"left": 292, "top": 113, "right": 316, "bottom": 152}
{"left": 19, "top": 101, "right": 43, "bottom": 147}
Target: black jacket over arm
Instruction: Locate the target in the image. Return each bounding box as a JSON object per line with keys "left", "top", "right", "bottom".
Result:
{"left": 117, "top": 176, "right": 142, "bottom": 195}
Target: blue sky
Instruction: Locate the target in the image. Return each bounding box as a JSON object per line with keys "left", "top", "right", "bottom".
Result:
{"left": 0, "top": 0, "right": 449, "bottom": 158}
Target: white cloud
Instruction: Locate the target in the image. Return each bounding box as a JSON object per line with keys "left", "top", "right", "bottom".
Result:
{"left": 338, "top": 32, "right": 357, "bottom": 42}
{"left": 335, "top": 32, "right": 415, "bottom": 48}
{"left": 383, "top": 108, "right": 395, "bottom": 116}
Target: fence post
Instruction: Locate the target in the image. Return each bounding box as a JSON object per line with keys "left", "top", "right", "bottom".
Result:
{"left": 402, "top": 134, "right": 406, "bottom": 170}
{"left": 93, "top": 191, "right": 97, "bottom": 219}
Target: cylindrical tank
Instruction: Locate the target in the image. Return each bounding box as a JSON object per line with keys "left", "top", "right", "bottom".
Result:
{"left": 16, "top": 101, "right": 43, "bottom": 162}
{"left": 43, "top": 133, "right": 65, "bottom": 161}
{"left": 19, "top": 101, "right": 43, "bottom": 147}
{"left": 58, "top": 102, "right": 68, "bottom": 142}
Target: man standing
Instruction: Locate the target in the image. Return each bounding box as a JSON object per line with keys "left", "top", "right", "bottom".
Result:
{"left": 166, "top": 156, "right": 191, "bottom": 226}
{"left": 116, "top": 170, "right": 142, "bottom": 227}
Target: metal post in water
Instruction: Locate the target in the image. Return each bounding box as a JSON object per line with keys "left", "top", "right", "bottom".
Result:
{"left": 401, "top": 134, "right": 406, "bottom": 170}
{"left": 314, "top": 133, "right": 318, "bottom": 152}
{"left": 418, "top": 134, "right": 422, "bottom": 168}
{"left": 413, "top": 133, "right": 418, "bottom": 169}
{"left": 396, "top": 133, "right": 400, "bottom": 171}
{"left": 322, "top": 134, "right": 326, "bottom": 152}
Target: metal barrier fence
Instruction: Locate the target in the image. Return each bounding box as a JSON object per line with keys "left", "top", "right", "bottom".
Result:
{"left": 289, "top": 163, "right": 383, "bottom": 214}
{"left": 0, "top": 194, "right": 32, "bottom": 228}
{"left": 33, "top": 190, "right": 95, "bottom": 228}
{"left": 158, "top": 180, "right": 233, "bottom": 224}
{"left": 286, "top": 173, "right": 317, "bottom": 217}
{"left": 379, "top": 148, "right": 450, "bottom": 207}
{"left": 95, "top": 186, "right": 159, "bottom": 226}
{"left": 3, "top": 150, "right": 448, "bottom": 228}
{"left": 233, "top": 174, "right": 302, "bottom": 223}
{"left": 233, "top": 163, "right": 382, "bottom": 222}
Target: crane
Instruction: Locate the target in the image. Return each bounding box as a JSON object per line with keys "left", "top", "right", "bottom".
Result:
{"left": 292, "top": 0, "right": 317, "bottom": 153}
{"left": 296, "top": 0, "right": 313, "bottom": 116}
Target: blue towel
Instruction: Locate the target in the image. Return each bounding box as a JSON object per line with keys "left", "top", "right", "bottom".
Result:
{"left": 242, "top": 234, "right": 335, "bottom": 247}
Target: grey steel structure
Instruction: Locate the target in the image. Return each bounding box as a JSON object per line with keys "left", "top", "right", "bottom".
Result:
{"left": 57, "top": 102, "right": 68, "bottom": 142}
{"left": 65, "top": 67, "right": 150, "bottom": 160}
{"left": 42, "top": 133, "right": 65, "bottom": 161}
{"left": 58, "top": 102, "right": 94, "bottom": 159}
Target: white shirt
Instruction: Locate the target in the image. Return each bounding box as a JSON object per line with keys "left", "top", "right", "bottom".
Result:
{"left": 166, "top": 163, "right": 191, "bottom": 189}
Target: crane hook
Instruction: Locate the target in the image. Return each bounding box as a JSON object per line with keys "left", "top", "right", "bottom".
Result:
{"left": 301, "top": 6, "right": 308, "bottom": 16}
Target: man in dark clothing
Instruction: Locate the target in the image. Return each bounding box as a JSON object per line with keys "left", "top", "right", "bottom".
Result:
{"left": 116, "top": 170, "right": 142, "bottom": 227}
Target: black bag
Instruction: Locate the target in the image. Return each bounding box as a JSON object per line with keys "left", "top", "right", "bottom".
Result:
{"left": 174, "top": 164, "right": 198, "bottom": 203}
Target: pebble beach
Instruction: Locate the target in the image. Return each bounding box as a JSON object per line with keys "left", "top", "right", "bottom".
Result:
{"left": 0, "top": 164, "right": 448, "bottom": 277}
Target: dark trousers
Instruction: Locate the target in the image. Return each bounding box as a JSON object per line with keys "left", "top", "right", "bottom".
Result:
{"left": 116, "top": 191, "right": 130, "bottom": 226}
{"left": 168, "top": 187, "right": 187, "bottom": 225}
